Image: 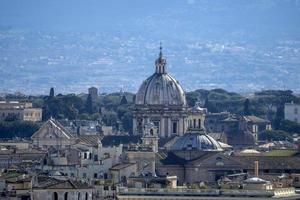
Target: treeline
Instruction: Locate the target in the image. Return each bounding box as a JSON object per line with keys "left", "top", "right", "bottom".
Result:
{"left": 0, "top": 121, "right": 40, "bottom": 139}
{"left": 186, "top": 89, "right": 300, "bottom": 141}
{"left": 2, "top": 88, "right": 300, "bottom": 141}
{"left": 40, "top": 88, "right": 135, "bottom": 132}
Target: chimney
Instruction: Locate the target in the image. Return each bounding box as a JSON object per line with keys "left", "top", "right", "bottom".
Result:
{"left": 254, "top": 161, "right": 259, "bottom": 177}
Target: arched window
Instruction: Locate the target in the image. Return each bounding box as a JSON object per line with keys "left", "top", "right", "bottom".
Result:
{"left": 78, "top": 192, "right": 81, "bottom": 200}
{"left": 64, "top": 192, "right": 68, "bottom": 200}
{"left": 53, "top": 192, "right": 58, "bottom": 200}
{"left": 104, "top": 173, "right": 108, "bottom": 179}
{"left": 150, "top": 129, "right": 154, "bottom": 135}
{"left": 85, "top": 192, "right": 89, "bottom": 200}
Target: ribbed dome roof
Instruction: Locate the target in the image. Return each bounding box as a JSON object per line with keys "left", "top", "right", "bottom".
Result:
{"left": 135, "top": 45, "right": 186, "bottom": 106}
{"left": 135, "top": 73, "right": 186, "bottom": 106}
{"left": 171, "top": 129, "right": 223, "bottom": 151}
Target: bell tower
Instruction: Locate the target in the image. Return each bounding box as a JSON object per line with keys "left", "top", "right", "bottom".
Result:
{"left": 142, "top": 122, "right": 159, "bottom": 153}
{"left": 155, "top": 43, "right": 167, "bottom": 74}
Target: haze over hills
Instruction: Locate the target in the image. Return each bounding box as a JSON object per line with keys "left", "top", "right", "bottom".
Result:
{"left": 0, "top": 0, "right": 300, "bottom": 94}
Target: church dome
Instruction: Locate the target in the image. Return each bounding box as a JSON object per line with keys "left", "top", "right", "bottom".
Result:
{"left": 170, "top": 128, "right": 223, "bottom": 151}
{"left": 135, "top": 46, "right": 186, "bottom": 106}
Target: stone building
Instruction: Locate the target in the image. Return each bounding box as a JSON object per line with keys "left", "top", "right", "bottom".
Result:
{"left": 285, "top": 102, "right": 300, "bottom": 123}
{"left": 156, "top": 127, "right": 300, "bottom": 185}
{"left": 0, "top": 101, "right": 42, "bottom": 122}
{"left": 133, "top": 46, "right": 202, "bottom": 138}
{"left": 31, "top": 118, "right": 77, "bottom": 150}
{"left": 88, "top": 86, "right": 98, "bottom": 102}
{"left": 31, "top": 175, "right": 92, "bottom": 200}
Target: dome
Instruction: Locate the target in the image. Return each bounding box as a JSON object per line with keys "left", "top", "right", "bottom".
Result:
{"left": 135, "top": 73, "right": 186, "bottom": 106}
{"left": 135, "top": 45, "right": 186, "bottom": 106}
{"left": 170, "top": 129, "right": 223, "bottom": 151}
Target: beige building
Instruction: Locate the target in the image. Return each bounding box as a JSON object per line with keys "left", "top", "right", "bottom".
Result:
{"left": 31, "top": 118, "right": 77, "bottom": 149}
{"left": 31, "top": 175, "right": 92, "bottom": 200}
{"left": 0, "top": 101, "right": 42, "bottom": 122}
{"left": 285, "top": 102, "right": 300, "bottom": 123}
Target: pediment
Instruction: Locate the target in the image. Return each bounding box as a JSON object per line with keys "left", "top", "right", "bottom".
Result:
{"left": 31, "top": 118, "right": 73, "bottom": 140}
{"left": 190, "top": 153, "right": 243, "bottom": 169}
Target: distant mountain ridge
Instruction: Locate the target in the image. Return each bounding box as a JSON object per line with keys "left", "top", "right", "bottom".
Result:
{"left": 0, "top": 0, "right": 299, "bottom": 94}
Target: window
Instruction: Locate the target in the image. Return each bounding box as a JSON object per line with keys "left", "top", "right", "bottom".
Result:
{"left": 295, "top": 177, "right": 299, "bottom": 182}
{"left": 172, "top": 122, "right": 177, "bottom": 134}
{"left": 104, "top": 173, "right": 108, "bottom": 179}
{"left": 150, "top": 129, "right": 154, "bottom": 135}
{"left": 94, "top": 155, "right": 98, "bottom": 161}
{"left": 198, "top": 119, "right": 201, "bottom": 128}
{"left": 94, "top": 173, "right": 97, "bottom": 178}
{"left": 64, "top": 192, "right": 68, "bottom": 200}
{"left": 154, "top": 122, "right": 159, "bottom": 133}
{"left": 85, "top": 192, "right": 88, "bottom": 200}
{"left": 53, "top": 192, "right": 58, "bottom": 200}
{"left": 84, "top": 152, "right": 87, "bottom": 159}
{"left": 78, "top": 193, "right": 81, "bottom": 200}
{"left": 193, "top": 119, "right": 196, "bottom": 128}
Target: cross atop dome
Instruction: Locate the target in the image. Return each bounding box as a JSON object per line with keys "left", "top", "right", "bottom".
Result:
{"left": 159, "top": 42, "right": 163, "bottom": 59}
{"left": 155, "top": 43, "right": 167, "bottom": 74}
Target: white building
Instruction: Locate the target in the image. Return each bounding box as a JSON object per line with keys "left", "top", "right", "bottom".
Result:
{"left": 285, "top": 102, "right": 300, "bottom": 123}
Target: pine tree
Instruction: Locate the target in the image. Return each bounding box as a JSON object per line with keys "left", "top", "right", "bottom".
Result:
{"left": 274, "top": 104, "right": 284, "bottom": 129}
{"left": 243, "top": 98, "right": 250, "bottom": 115}
{"left": 120, "top": 94, "right": 128, "bottom": 105}
{"left": 49, "top": 87, "right": 55, "bottom": 97}
{"left": 86, "top": 94, "right": 93, "bottom": 114}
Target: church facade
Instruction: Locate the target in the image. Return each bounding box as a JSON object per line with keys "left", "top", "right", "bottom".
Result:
{"left": 133, "top": 46, "right": 205, "bottom": 138}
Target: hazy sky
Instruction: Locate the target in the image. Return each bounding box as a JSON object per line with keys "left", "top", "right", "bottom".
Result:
{"left": 1, "top": 0, "right": 300, "bottom": 39}
{"left": 1, "top": 0, "right": 300, "bottom": 94}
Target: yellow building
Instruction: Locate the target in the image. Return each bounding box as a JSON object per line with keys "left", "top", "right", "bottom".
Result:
{"left": 0, "top": 101, "right": 42, "bottom": 122}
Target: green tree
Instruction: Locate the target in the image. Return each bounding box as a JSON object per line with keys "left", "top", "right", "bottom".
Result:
{"left": 259, "top": 130, "right": 292, "bottom": 142}
{"left": 279, "top": 120, "right": 300, "bottom": 134}
{"left": 49, "top": 87, "right": 55, "bottom": 97}
{"left": 121, "top": 112, "right": 133, "bottom": 133}
{"left": 0, "top": 121, "right": 40, "bottom": 139}
{"left": 4, "top": 114, "right": 19, "bottom": 122}
{"left": 85, "top": 94, "right": 94, "bottom": 114}
{"left": 274, "top": 104, "right": 284, "bottom": 129}
{"left": 244, "top": 98, "right": 250, "bottom": 115}
{"left": 102, "top": 111, "right": 118, "bottom": 126}
{"left": 186, "top": 91, "right": 198, "bottom": 107}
